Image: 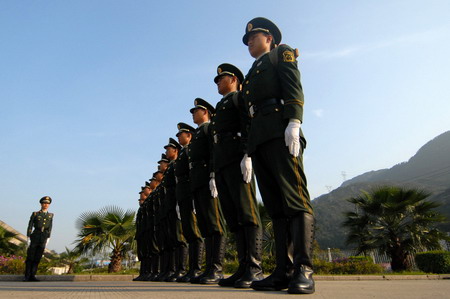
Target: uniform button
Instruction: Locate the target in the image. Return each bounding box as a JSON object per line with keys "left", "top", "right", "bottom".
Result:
{"left": 256, "top": 70, "right": 260, "bottom": 74}
{"left": 246, "top": 80, "right": 249, "bottom": 84}
{"left": 246, "top": 91, "right": 249, "bottom": 94}
{"left": 212, "top": 122, "right": 215, "bottom": 124}
{"left": 222, "top": 107, "right": 225, "bottom": 110}
{"left": 248, "top": 102, "right": 252, "bottom": 106}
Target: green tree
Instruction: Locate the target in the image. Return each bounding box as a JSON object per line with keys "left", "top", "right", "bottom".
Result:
{"left": 58, "top": 247, "right": 88, "bottom": 274}
{"left": 343, "top": 186, "right": 449, "bottom": 271}
{"left": 74, "top": 206, "right": 136, "bottom": 273}
{"left": 0, "top": 226, "right": 21, "bottom": 256}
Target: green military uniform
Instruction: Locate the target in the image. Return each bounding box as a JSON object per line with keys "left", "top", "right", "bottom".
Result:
{"left": 188, "top": 98, "right": 226, "bottom": 284}
{"left": 241, "top": 17, "right": 315, "bottom": 294}
{"left": 175, "top": 122, "right": 204, "bottom": 282}
{"left": 145, "top": 179, "right": 161, "bottom": 280}
{"left": 24, "top": 196, "right": 53, "bottom": 282}
{"left": 210, "top": 63, "right": 263, "bottom": 288}
{"left": 133, "top": 191, "right": 150, "bottom": 281}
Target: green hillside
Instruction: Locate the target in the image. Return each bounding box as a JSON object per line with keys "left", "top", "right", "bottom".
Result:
{"left": 313, "top": 131, "right": 450, "bottom": 249}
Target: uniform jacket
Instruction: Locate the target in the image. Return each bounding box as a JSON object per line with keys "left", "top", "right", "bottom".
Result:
{"left": 188, "top": 122, "right": 213, "bottom": 191}
{"left": 242, "top": 44, "right": 306, "bottom": 155}
{"left": 27, "top": 210, "right": 53, "bottom": 243}
{"left": 210, "top": 91, "right": 247, "bottom": 172}
{"left": 175, "top": 146, "right": 190, "bottom": 182}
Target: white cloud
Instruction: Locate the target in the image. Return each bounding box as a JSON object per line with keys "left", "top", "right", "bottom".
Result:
{"left": 302, "top": 26, "right": 450, "bottom": 60}
{"left": 313, "top": 109, "right": 324, "bottom": 118}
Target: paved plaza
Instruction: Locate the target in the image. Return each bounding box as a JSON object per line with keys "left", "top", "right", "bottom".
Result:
{"left": 1, "top": 279, "right": 450, "bottom": 299}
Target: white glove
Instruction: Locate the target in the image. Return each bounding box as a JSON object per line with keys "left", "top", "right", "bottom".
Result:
{"left": 240, "top": 154, "right": 252, "bottom": 183}
{"left": 46, "top": 238, "right": 50, "bottom": 247}
{"left": 285, "top": 119, "right": 301, "bottom": 157}
{"left": 27, "top": 237, "right": 30, "bottom": 246}
{"left": 209, "top": 177, "right": 218, "bottom": 198}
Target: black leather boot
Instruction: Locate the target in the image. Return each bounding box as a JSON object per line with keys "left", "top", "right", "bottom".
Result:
{"left": 190, "top": 237, "right": 212, "bottom": 284}
{"left": 199, "top": 233, "right": 225, "bottom": 284}
{"left": 178, "top": 239, "right": 204, "bottom": 282}
{"left": 251, "top": 218, "right": 293, "bottom": 291}
{"left": 218, "top": 229, "right": 246, "bottom": 287}
{"left": 153, "top": 252, "right": 167, "bottom": 281}
{"left": 167, "top": 244, "right": 188, "bottom": 282}
{"left": 133, "top": 259, "right": 147, "bottom": 281}
{"left": 162, "top": 249, "right": 176, "bottom": 282}
{"left": 29, "top": 262, "right": 40, "bottom": 282}
{"left": 234, "top": 225, "right": 264, "bottom": 288}
{"left": 287, "top": 213, "right": 315, "bottom": 294}
{"left": 147, "top": 255, "right": 160, "bottom": 281}
{"left": 23, "top": 261, "right": 32, "bottom": 281}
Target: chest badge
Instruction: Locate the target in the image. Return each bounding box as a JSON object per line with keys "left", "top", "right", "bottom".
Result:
{"left": 257, "top": 61, "right": 262, "bottom": 67}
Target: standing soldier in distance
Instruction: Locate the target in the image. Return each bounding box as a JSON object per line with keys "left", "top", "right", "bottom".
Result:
{"left": 188, "top": 98, "right": 226, "bottom": 284}
{"left": 24, "top": 196, "right": 54, "bottom": 282}
{"left": 145, "top": 176, "right": 162, "bottom": 280}
{"left": 240, "top": 17, "right": 315, "bottom": 294}
{"left": 209, "top": 64, "right": 263, "bottom": 288}
{"left": 133, "top": 190, "right": 149, "bottom": 281}
{"left": 175, "top": 122, "right": 204, "bottom": 282}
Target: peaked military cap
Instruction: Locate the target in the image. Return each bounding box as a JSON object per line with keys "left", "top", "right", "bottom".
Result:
{"left": 164, "top": 137, "right": 181, "bottom": 150}
{"left": 39, "top": 196, "right": 52, "bottom": 204}
{"left": 214, "top": 63, "right": 244, "bottom": 84}
{"left": 158, "top": 153, "right": 169, "bottom": 163}
{"left": 190, "top": 98, "right": 215, "bottom": 114}
{"left": 243, "top": 17, "right": 282, "bottom": 46}
{"left": 176, "top": 122, "right": 195, "bottom": 137}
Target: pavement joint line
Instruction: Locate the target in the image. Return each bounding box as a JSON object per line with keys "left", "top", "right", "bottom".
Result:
{"left": 1, "top": 274, "right": 450, "bottom": 281}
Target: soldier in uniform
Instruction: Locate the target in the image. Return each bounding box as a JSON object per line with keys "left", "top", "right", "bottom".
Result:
{"left": 24, "top": 196, "right": 54, "bottom": 282}
{"left": 240, "top": 17, "right": 315, "bottom": 294}
{"left": 145, "top": 176, "right": 162, "bottom": 280}
{"left": 188, "top": 98, "right": 226, "bottom": 284}
{"left": 164, "top": 138, "right": 188, "bottom": 282}
{"left": 133, "top": 190, "right": 150, "bottom": 281}
{"left": 155, "top": 138, "right": 183, "bottom": 281}
{"left": 174, "top": 122, "right": 204, "bottom": 282}
{"left": 209, "top": 64, "right": 263, "bottom": 288}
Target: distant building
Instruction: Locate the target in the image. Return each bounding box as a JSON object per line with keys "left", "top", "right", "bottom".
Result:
{"left": 0, "top": 219, "right": 53, "bottom": 256}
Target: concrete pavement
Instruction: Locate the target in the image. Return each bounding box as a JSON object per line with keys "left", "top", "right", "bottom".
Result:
{"left": 1, "top": 279, "right": 450, "bottom": 298}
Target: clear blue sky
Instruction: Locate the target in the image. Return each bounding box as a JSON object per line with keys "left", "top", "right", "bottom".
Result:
{"left": 1, "top": 0, "right": 449, "bottom": 253}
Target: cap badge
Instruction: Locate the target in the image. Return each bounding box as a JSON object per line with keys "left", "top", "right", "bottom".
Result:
{"left": 217, "top": 67, "right": 222, "bottom": 74}
{"left": 247, "top": 23, "right": 253, "bottom": 32}
{"left": 177, "top": 124, "right": 181, "bottom": 129}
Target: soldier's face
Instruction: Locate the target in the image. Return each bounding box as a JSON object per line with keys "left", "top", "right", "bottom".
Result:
{"left": 158, "top": 161, "right": 168, "bottom": 172}
{"left": 216, "top": 75, "right": 233, "bottom": 95}
{"left": 165, "top": 147, "right": 178, "bottom": 160}
{"left": 142, "top": 187, "right": 151, "bottom": 197}
{"left": 192, "top": 108, "right": 208, "bottom": 125}
{"left": 248, "top": 32, "right": 272, "bottom": 58}
{"left": 41, "top": 203, "right": 50, "bottom": 211}
{"left": 177, "top": 132, "right": 192, "bottom": 146}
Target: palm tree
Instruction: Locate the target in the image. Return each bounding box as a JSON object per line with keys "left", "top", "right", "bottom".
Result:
{"left": 0, "top": 226, "right": 20, "bottom": 256}
{"left": 58, "top": 247, "right": 88, "bottom": 274}
{"left": 74, "top": 206, "right": 136, "bottom": 273}
{"left": 343, "top": 186, "right": 449, "bottom": 271}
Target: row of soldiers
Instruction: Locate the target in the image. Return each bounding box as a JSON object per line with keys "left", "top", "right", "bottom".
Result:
{"left": 134, "top": 17, "right": 315, "bottom": 295}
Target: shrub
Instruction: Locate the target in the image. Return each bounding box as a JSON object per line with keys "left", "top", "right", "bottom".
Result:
{"left": 415, "top": 251, "right": 450, "bottom": 274}
{"left": 223, "top": 259, "right": 239, "bottom": 274}
{"left": 313, "top": 257, "right": 384, "bottom": 275}
{"left": 0, "top": 255, "right": 25, "bottom": 274}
